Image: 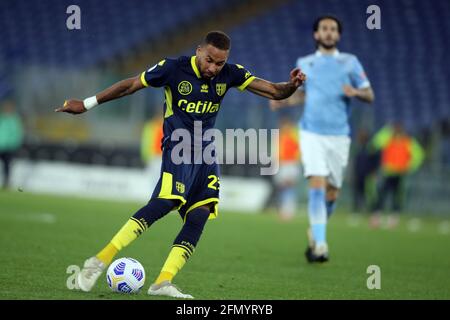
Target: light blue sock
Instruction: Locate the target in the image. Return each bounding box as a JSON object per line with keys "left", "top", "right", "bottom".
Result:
{"left": 308, "top": 188, "right": 327, "bottom": 245}
{"left": 326, "top": 200, "right": 336, "bottom": 219}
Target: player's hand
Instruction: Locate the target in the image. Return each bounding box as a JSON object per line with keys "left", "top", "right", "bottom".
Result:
{"left": 343, "top": 85, "right": 358, "bottom": 97}
{"left": 289, "top": 68, "right": 306, "bottom": 88}
{"left": 54, "top": 99, "right": 87, "bottom": 114}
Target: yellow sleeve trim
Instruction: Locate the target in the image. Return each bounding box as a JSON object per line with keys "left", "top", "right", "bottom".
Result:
{"left": 164, "top": 87, "right": 173, "bottom": 118}
{"left": 237, "top": 75, "right": 256, "bottom": 91}
{"left": 140, "top": 71, "right": 149, "bottom": 87}
{"left": 190, "top": 56, "right": 201, "bottom": 79}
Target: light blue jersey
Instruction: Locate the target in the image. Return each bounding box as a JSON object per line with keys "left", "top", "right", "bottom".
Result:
{"left": 297, "top": 50, "right": 370, "bottom": 136}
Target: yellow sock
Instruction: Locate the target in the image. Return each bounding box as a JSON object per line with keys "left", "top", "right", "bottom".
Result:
{"left": 155, "top": 271, "right": 174, "bottom": 284}
{"left": 96, "top": 218, "right": 146, "bottom": 265}
{"left": 96, "top": 242, "right": 118, "bottom": 265}
{"left": 155, "top": 246, "right": 193, "bottom": 284}
{"left": 110, "top": 217, "right": 146, "bottom": 250}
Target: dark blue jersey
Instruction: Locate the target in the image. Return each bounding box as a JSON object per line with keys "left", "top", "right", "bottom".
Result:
{"left": 140, "top": 56, "right": 255, "bottom": 150}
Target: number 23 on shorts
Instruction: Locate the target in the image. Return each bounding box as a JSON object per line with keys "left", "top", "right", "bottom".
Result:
{"left": 208, "top": 175, "right": 220, "bottom": 190}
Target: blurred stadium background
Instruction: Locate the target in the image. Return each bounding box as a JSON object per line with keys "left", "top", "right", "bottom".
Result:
{"left": 1, "top": 0, "right": 450, "bottom": 300}
{"left": 1, "top": 0, "right": 449, "bottom": 213}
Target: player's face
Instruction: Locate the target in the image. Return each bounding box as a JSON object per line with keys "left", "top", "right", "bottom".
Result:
{"left": 314, "top": 19, "right": 340, "bottom": 50}
{"left": 196, "top": 44, "right": 229, "bottom": 79}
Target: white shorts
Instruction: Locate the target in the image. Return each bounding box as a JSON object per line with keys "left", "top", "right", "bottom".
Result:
{"left": 299, "top": 130, "right": 351, "bottom": 188}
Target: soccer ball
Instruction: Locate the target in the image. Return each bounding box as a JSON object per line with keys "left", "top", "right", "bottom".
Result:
{"left": 106, "top": 257, "right": 146, "bottom": 293}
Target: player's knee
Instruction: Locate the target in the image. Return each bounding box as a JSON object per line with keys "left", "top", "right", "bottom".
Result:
{"left": 132, "top": 198, "right": 178, "bottom": 227}
{"left": 152, "top": 198, "right": 180, "bottom": 211}
{"left": 326, "top": 190, "right": 339, "bottom": 202}
{"left": 326, "top": 185, "right": 339, "bottom": 201}
{"left": 185, "top": 206, "right": 210, "bottom": 229}
{"left": 174, "top": 206, "right": 210, "bottom": 247}
{"left": 309, "top": 176, "right": 326, "bottom": 189}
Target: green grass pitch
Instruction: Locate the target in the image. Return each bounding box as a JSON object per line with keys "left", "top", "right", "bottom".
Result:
{"left": 1, "top": 190, "right": 449, "bottom": 300}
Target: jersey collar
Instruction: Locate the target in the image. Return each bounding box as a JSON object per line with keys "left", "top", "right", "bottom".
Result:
{"left": 315, "top": 49, "right": 340, "bottom": 57}
{"left": 191, "top": 56, "right": 202, "bottom": 79}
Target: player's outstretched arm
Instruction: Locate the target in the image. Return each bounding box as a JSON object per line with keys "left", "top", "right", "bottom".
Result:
{"left": 246, "top": 68, "right": 306, "bottom": 101}
{"left": 55, "top": 75, "right": 145, "bottom": 114}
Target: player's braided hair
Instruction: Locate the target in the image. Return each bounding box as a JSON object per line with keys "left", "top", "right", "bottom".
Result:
{"left": 203, "top": 31, "right": 231, "bottom": 50}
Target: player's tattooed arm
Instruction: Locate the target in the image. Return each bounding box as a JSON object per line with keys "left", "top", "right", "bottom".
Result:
{"left": 55, "top": 75, "right": 144, "bottom": 114}
{"left": 246, "top": 68, "right": 306, "bottom": 100}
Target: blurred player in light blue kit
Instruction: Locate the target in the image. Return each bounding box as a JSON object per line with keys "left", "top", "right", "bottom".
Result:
{"left": 272, "top": 16, "right": 374, "bottom": 262}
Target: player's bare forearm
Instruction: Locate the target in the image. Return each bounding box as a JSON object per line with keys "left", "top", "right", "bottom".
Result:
{"left": 343, "top": 85, "right": 374, "bottom": 104}
{"left": 247, "top": 78, "right": 286, "bottom": 100}
{"left": 55, "top": 75, "right": 144, "bottom": 114}
{"left": 96, "top": 76, "right": 144, "bottom": 104}
{"left": 247, "top": 68, "right": 306, "bottom": 100}
{"left": 248, "top": 79, "right": 297, "bottom": 100}
{"left": 356, "top": 87, "right": 375, "bottom": 103}
{"left": 271, "top": 81, "right": 299, "bottom": 100}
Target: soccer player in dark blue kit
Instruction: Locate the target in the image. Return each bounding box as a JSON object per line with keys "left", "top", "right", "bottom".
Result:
{"left": 56, "top": 31, "right": 305, "bottom": 298}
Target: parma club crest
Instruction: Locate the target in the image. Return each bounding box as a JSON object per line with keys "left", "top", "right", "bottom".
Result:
{"left": 176, "top": 181, "right": 185, "bottom": 194}
{"left": 216, "top": 83, "right": 226, "bottom": 96}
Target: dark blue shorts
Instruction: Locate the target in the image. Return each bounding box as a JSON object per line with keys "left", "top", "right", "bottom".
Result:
{"left": 151, "top": 148, "right": 220, "bottom": 221}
